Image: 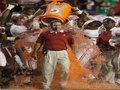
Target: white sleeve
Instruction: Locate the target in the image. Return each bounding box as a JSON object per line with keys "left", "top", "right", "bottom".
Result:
{"left": 109, "top": 39, "right": 116, "bottom": 47}
{"left": 14, "top": 54, "right": 24, "bottom": 68}
{"left": 10, "top": 25, "right": 16, "bottom": 36}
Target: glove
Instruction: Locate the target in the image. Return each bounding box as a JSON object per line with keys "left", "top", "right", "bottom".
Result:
{"left": 7, "top": 4, "right": 15, "bottom": 10}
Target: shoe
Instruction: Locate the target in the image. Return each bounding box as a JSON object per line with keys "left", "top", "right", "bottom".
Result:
{"left": 23, "top": 76, "right": 31, "bottom": 84}
{"left": 43, "top": 86, "right": 50, "bottom": 90}
{"left": 59, "top": 84, "right": 66, "bottom": 90}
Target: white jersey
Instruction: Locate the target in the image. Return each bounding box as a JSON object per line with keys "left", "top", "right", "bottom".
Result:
{"left": 109, "top": 27, "right": 120, "bottom": 47}
{"left": 10, "top": 24, "right": 28, "bottom": 37}
{"left": 111, "top": 27, "right": 120, "bottom": 36}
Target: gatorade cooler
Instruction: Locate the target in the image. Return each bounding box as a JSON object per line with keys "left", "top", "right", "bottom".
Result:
{"left": 41, "top": 1, "right": 72, "bottom": 24}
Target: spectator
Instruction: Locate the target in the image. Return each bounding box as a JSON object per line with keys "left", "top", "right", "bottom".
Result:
{"left": 0, "top": 0, "right": 5, "bottom": 12}
{"left": 113, "top": 0, "right": 120, "bottom": 15}
{"left": 86, "top": 0, "right": 98, "bottom": 15}
{"left": 10, "top": 15, "right": 28, "bottom": 37}
{"left": 109, "top": 22, "right": 120, "bottom": 85}
{"left": 97, "top": 18, "right": 116, "bottom": 83}
{"left": 77, "top": 0, "right": 87, "bottom": 10}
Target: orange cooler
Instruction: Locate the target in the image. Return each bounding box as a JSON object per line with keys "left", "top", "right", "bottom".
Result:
{"left": 41, "top": 1, "right": 72, "bottom": 23}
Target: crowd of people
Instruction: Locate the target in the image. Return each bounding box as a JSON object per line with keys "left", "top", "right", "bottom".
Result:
{"left": 0, "top": 0, "right": 120, "bottom": 90}
{"left": 1, "top": 0, "right": 120, "bottom": 15}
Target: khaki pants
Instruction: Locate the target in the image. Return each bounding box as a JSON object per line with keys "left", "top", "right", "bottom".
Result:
{"left": 102, "top": 50, "right": 116, "bottom": 83}
{"left": 113, "top": 52, "right": 120, "bottom": 84}
{"left": 41, "top": 50, "right": 70, "bottom": 89}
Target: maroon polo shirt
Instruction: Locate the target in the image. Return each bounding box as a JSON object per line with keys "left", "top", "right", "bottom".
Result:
{"left": 97, "top": 31, "right": 115, "bottom": 50}
{"left": 36, "top": 31, "right": 74, "bottom": 50}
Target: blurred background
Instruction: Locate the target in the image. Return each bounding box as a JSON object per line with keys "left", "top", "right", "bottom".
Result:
{"left": 0, "top": 0, "right": 120, "bottom": 15}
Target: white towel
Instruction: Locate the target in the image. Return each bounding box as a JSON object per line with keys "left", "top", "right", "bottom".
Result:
{"left": 0, "top": 51, "right": 7, "bottom": 67}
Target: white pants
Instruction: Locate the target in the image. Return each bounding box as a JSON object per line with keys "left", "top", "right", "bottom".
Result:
{"left": 41, "top": 50, "right": 70, "bottom": 89}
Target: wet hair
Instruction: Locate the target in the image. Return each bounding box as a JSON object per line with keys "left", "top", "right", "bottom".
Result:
{"left": 11, "top": 16, "right": 18, "bottom": 23}
{"left": 50, "top": 19, "right": 62, "bottom": 24}
{"left": 18, "top": 14, "right": 27, "bottom": 20}
{"left": 50, "top": 19, "right": 62, "bottom": 28}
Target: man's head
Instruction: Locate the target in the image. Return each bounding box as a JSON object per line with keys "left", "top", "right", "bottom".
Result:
{"left": 83, "top": 20, "right": 102, "bottom": 29}
{"left": 16, "top": 15, "right": 28, "bottom": 25}
{"left": 103, "top": 18, "right": 115, "bottom": 30}
{"left": 50, "top": 19, "right": 62, "bottom": 31}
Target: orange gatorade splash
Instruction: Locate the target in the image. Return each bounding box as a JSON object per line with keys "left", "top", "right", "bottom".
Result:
{"left": 14, "top": 25, "right": 119, "bottom": 90}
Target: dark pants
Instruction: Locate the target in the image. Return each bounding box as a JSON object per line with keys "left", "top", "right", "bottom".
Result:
{"left": 0, "top": 57, "right": 16, "bottom": 87}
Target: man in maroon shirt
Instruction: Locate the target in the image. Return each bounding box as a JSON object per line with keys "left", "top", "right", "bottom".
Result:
{"left": 97, "top": 18, "right": 116, "bottom": 84}
{"left": 33, "top": 19, "right": 74, "bottom": 90}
